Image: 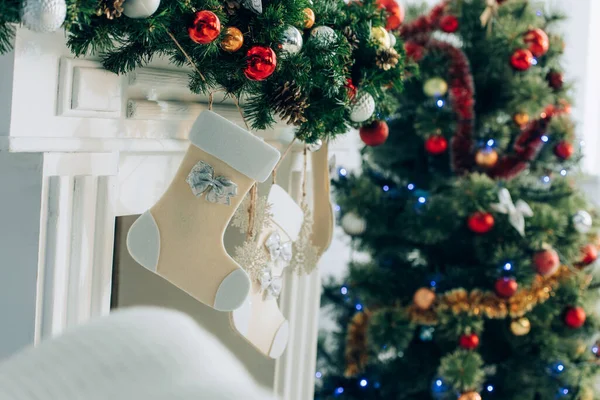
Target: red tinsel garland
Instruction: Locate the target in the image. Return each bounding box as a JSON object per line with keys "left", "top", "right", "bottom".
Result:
{"left": 401, "top": 1, "right": 476, "bottom": 175}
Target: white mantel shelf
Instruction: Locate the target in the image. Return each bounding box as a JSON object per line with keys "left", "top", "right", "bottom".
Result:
{"left": 0, "top": 26, "right": 361, "bottom": 400}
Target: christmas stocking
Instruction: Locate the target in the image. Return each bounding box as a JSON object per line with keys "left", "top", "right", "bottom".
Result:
{"left": 231, "top": 184, "right": 303, "bottom": 358}
{"left": 127, "top": 111, "right": 280, "bottom": 311}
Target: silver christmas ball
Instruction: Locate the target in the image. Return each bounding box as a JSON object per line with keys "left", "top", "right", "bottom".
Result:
{"left": 280, "top": 25, "right": 303, "bottom": 56}
{"left": 123, "top": 0, "right": 161, "bottom": 18}
{"left": 341, "top": 212, "right": 367, "bottom": 236}
{"left": 310, "top": 26, "right": 337, "bottom": 48}
{"left": 349, "top": 92, "right": 375, "bottom": 123}
{"left": 573, "top": 210, "right": 593, "bottom": 233}
{"left": 21, "top": 0, "right": 66, "bottom": 33}
{"left": 307, "top": 139, "right": 323, "bottom": 152}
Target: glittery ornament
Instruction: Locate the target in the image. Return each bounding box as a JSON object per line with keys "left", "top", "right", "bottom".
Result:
{"left": 244, "top": 46, "right": 277, "bottom": 81}
{"left": 573, "top": 210, "right": 593, "bottom": 233}
{"left": 424, "top": 135, "right": 448, "bottom": 155}
{"left": 341, "top": 212, "right": 367, "bottom": 236}
{"left": 459, "top": 333, "right": 479, "bottom": 350}
{"left": 307, "top": 139, "right": 323, "bottom": 152}
{"left": 349, "top": 92, "right": 375, "bottom": 123}
{"left": 495, "top": 277, "right": 518, "bottom": 298}
{"left": 534, "top": 248, "right": 560, "bottom": 277}
{"left": 423, "top": 77, "right": 448, "bottom": 97}
{"left": 458, "top": 392, "right": 482, "bottom": 400}
{"left": 564, "top": 306, "right": 586, "bottom": 328}
{"left": 468, "top": 212, "right": 494, "bottom": 234}
{"left": 554, "top": 141, "right": 574, "bottom": 160}
{"left": 21, "top": 0, "right": 67, "bottom": 32}
{"left": 510, "top": 48, "right": 534, "bottom": 71}
{"left": 220, "top": 27, "right": 244, "bottom": 52}
{"left": 279, "top": 25, "right": 303, "bottom": 56}
{"left": 523, "top": 28, "right": 549, "bottom": 57}
{"left": 233, "top": 240, "right": 269, "bottom": 281}
{"left": 310, "top": 26, "right": 337, "bottom": 48}
{"left": 231, "top": 194, "right": 272, "bottom": 235}
{"left": 188, "top": 10, "right": 221, "bottom": 44}
{"left": 510, "top": 317, "right": 531, "bottom": 336}
{"left": 513, "top": 112, "right": 529, "bottom": 127}
{"left": 371, "top": 26, "right": 391, "bottom": 48}
{"left": 413, "top": 287, "right": 436, "bottom": 310}
{"left": 376, "top": 0, "right": 404, "bottom": 30}
{"left": 475, "top": 148, "right": 498, "bottom": 168}
{"left": 439, "top": 15, "right": 459, "bottom": 33}
{"left": 303, "top": 8, "right": 315, "bottom": 29}
{"left": 289, "top": 202, "right": 320, "bottom": 275}
{"left": 360, "top": 120, "right": 389, "bottom": 146}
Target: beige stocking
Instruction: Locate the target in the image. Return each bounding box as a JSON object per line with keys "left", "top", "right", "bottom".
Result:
{"left": 231, "top": 185, "right": 303, "bottom": 358}
{"left": 127, "top": 111, "right": 280, "bottom": 311}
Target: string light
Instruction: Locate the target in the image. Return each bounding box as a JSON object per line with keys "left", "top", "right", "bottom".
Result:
{"left": 560, "top": 169, "right": 567, "bottom": 176}
{"left": 338, "top": 167, "right": 348, "bottom": 177}
{"left": 341, "top": 286, "right": 348, "bottom": 295}
{"left": 542, "top": 175, "right": 551, "bottom": 184}
{"left": 436, "top": 99, "right": 444, "bottom": 108}
{"left": 382, "top": 185, "right": 390, "bottom": 192}
{"left": 359, "top": 379, "right": 368, "bottom": 388}
{"left": 418, "top": 196, "right": 427, "bottom": 204}
{"left": 541, "top": 135, "right": 549, "bottom": 143}
{"left": 503, "top": 262, "right": 513, "bottom": 272}
{"left": 315, "top": 372, "right": 323, "bottom": 379}
{"left": 334, "top": 387, "right": 344, "bottom": 396}
{"left": 531, "top": 58, "right": 538, "bottom": 66}
{"left": 355, "top": 303, "right": 363, "bottom": 311}
{"left": 407, "top": 183, "right": 415, "bottom": 191}
{"left": 486, "top": 139, "right": 495, "bottom": 147}
{"left": 430, "top": 280, "right": 437, "bottom": 287}
{"left": 486, "top": 385, "right": 494, "bottom": 393}
{"left": 334, "top": 204, "right": 341, "bottom": 212}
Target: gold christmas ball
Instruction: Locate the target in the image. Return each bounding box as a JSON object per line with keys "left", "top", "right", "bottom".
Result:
{"left": 423, "top": 77, "right": 448, "bottom": 97}
{"left": 413, "top": 287, "right": 436, "bottom": 310}
{"left": 371, "top": 26, "right": 391, "bottom": 48}
{"left": 220, "top": 27, "right": 244, "bottom": 53}
{"left": 458, "top": 392, "right": 482, "bottom": 400}
{"left": 303, "top": 8, "right": 315, "bottom": 29}
{"left": 510, "top": 317, "right": 531, "bottom": 336}
{"left": 513, "top": 112, "right": 529, "bottom": 127}
{"left": 475, "top": 148, "right": 499, "bottom": 169}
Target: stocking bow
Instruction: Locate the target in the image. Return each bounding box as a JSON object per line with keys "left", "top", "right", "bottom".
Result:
{"left": 265, "top": 232, "right": 293, "bottom": 266}
{"left": 186, "top": 161, "right": 237, "bottom": 205}
{"left": 260, "top": 268, "right": 283, "bottom": 300}
{"left": 491, "top": 188, "right": 533, "bottom": 236}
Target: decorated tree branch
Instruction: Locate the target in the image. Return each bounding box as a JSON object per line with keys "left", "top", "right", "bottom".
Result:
{"left": 317, "top": 1, "right": 600, "bottom": 399}
{"left": 0, "top": 0, "right": 411, "bottom": 143}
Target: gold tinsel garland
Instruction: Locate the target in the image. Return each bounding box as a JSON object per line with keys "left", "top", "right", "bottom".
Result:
{"left": 345, "top": 267, "right": 577, "bottom": 376}
{"left": 344, "top": 310, "right": 371, "bottom": 377}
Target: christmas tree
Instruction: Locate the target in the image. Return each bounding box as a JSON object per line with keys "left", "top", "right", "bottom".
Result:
{"left": 317, "top": 1, "right": 600, "bottom": 399}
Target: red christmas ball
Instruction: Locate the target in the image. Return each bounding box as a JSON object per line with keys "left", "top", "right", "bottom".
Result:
{"left": 564, "top": 306, "right": 586, "bottom": 329}
{"left": 580, "top": 244, "right": 598, "bottom": 266}
{"left": 495, "top": 277, "right": 518, "bottom": 298}
{"left": 523, "top": 28, "right": 549, "bottom": 57}
{"left": 376, "top": 0, "right": 405, "bottom": 30}
{"left": 554, "top": 141, "right": 574, "bottom": 160}
{"left": 360, "top": 120, "right": 389, "bottom": 146}
{"left": 188, "top": 10, "right": 221, "bottom": 45}
{"left": 244, "top": 46, "right": 277, "bottom": 81}
{"left": 459, "top": 333, "right": 480, "bottom": 350}
{"left": 547, "top": 70, "right": 564, "bottom": 90}
{"left": 346, "top": 78, "right": 357, "bottom": 101}
{"left": 404, "top": 41, "right": 424, "bottom": 62}
{"left": 468, "top": 212, "right": 495, "bottom": 234}
{"left": 510, "top": 49, "right": 534, "bottom": 71}
{"left": 533, "top": 248, "right": 560, "bottom": 277}
{"left": 439, "top": 15, "right": 459, "bottom": 33}
{"left": 424, "top": 135, "right": 448, "bottom": 155}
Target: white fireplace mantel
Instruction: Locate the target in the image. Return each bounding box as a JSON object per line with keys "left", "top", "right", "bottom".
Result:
{"left": 0, "top": 27, "right": 360, "bottom": 400}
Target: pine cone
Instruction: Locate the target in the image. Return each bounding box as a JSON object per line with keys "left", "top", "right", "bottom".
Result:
{"left": 97, "top": 0, "right": 125, "bottom": 19}
{"left": 225, "top": 0, "right": 241, "bottom": 15}
{"left": 342, "top": 26, "right": 359, "bottom": 49}
{"left": 272, "top": 82, "right": 309, "bottom": 126}
{"left": 375, "top": 48, "right": 399, "bottom": 71}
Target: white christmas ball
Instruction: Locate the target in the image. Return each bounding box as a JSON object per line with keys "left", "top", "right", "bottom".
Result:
{"left": 123, "top": 0, "right": 161, "bottom": 18}
{"left": 388, "top": 32, "right": 397, "bottom": 48}
{"left": 573, "top": 210, "right": 593, "bottom": 233}
{"left": 280, "top": 25, "right": 303, "bottom": 56}
{"left": 341, "top": 212, "right": 367, "bottom": 236}
{"left": 310, "top": 26, "right": 337, "bottom": 48}
{"left": 21, "top": 0, "right": 66, "bottom": 33}
{"left": 307, "top": 139, "right": 323, "bottom": 152}
{"left": 349, "top": 92, "right": 375, "bottom": 123}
